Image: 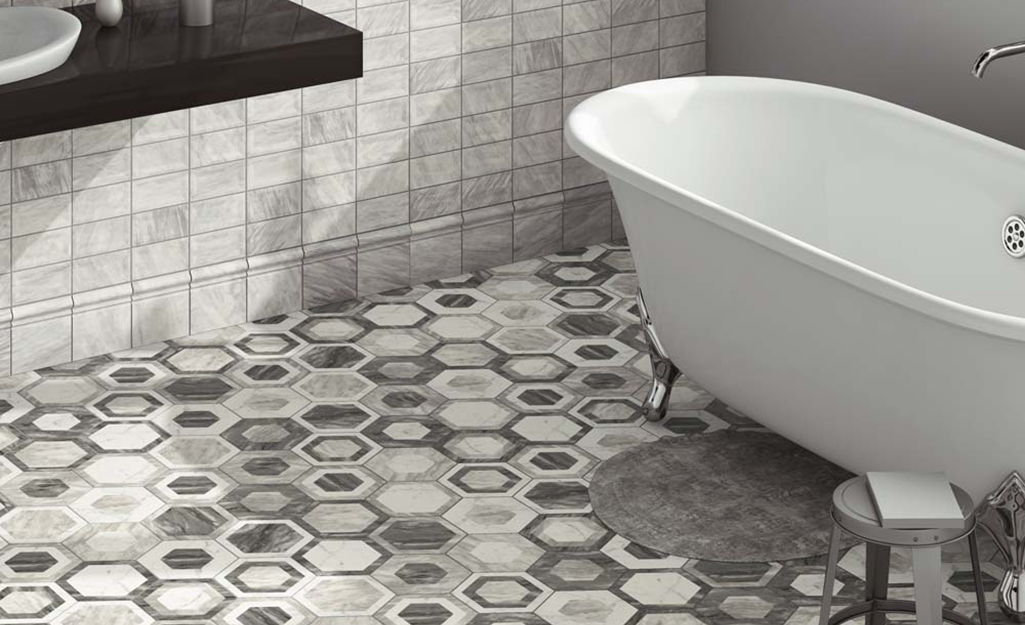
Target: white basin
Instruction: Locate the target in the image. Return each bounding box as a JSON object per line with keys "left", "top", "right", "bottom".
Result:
{"left": 0, "top": 7, "right": 81, "bottom": 86}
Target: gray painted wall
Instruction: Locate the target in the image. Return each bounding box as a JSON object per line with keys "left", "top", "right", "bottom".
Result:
{"left": 708, "top": 0, "right": 1025, "bottom": 149}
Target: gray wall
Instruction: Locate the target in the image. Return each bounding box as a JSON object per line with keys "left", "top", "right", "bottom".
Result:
{"left": 708, "top": 0, "right": 1025, "bottom": 149}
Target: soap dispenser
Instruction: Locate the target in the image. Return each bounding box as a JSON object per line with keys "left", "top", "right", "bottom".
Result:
{"left": 95, "top": 0, "right": 123, "bottom": 27}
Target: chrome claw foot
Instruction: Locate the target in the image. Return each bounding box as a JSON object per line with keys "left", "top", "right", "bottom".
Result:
{"left": 979, "top": 471, "right": 1025, "bottom": 622}
{"left": 637, "top": 288, "right": 681, "bottom": 422}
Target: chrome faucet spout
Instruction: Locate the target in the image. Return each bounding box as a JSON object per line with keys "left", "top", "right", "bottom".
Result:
{"left": 973, "top": 40, "right": 1025, "bottom": 78}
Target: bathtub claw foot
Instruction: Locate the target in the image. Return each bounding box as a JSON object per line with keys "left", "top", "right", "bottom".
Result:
{"left": 979, "top": 472, "right": 1025, "bottom": 622}
{"left": 638, "top": 289, "right": 681, "bottom": 422}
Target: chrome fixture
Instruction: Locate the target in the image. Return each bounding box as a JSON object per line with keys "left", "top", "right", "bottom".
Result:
{"left": 637, "top": 288, "right": 681, "bottom": 421}
{"left": 1003, "top": 216, "right": 1025, "bottom": 258}
{"left": 973, "top": 41, "right": 1025, "bottom": 78}
{"left": 978, "top": 472, "right": 1025, "bottom": 621}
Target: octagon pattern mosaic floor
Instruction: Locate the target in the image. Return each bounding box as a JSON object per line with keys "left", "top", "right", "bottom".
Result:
{"left": 0, "top": 242, "right": 1007, "bottom": 625}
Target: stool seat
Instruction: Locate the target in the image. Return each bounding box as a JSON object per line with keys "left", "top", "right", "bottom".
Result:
{"left": 832, "top": 476, "right": 976, "bottom": 547}
{"left": 819, "top": 475, "right": 988, "bottom": 625}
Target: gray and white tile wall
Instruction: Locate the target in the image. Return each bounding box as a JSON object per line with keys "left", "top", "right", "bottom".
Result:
{"left": 0, "top": 0, "right": 705, "bottom": 374}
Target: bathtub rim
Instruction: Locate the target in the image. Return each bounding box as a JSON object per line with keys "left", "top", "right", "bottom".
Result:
{"left": 565, "top": 75, "right": 1025, "bottom": 343}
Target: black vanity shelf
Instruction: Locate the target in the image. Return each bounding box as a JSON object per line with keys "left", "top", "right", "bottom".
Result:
{"left": 0, "top": 0, "right": 362, "bottom": 141}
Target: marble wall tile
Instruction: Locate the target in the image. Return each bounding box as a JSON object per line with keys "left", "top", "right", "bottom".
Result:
{"left": 463, "top": 15, "right": 511, "bottom": 52}
{"left": 411, "top": 120, "right": 461, "bottom": 157}
{"left": 304, "top": 81, "right": 357, "bottom": 114}
{"left": 660, "top": 0, "right": 705, "bottom": 17}
{"left": 11, "top": 302, "right": 71, "bottom": 372}
{"left": 415, "top": 56, "right": 462, "bottom": 91}
{"left": 247, "top": 248, "right": 304, "bottom": 321}
{"left": 612, "top": 50, "right": 660, "bottom": 86}
{"left": 411, "top": 214, "right": 463, "bottom": 284}
{"left": 514, "top": 39, "right": 562, "bottom": 75}
{"left": 304, "top": 108, "right": 358, "bottom": 145}
{"left": 191, "top": 100, "right": 247, "bottom": 134}
{"left": 191, "top": 260, "right": 248, "bottom": 334}
{"left": 135, "top": 171, "right": 191, "bottom": 211}
{"left": 411, "top": 0, "right": 460, "bottom": 28}
{"left": 661, "top": 41, "right": 706, "bottom": 77}
{"left": 72, "top": 284, "right": 132, "bottom": 360}
{"left": 74, "top": 216, "right": 131, "bottom": 258}
{"left": 358, "top": 225, "right": 411, "bottom": 295}
{"left": 513, "top": 7, "right": 561, "bottom": 42}
{"left": 192, "top": 194, "right": 247, "bottom": 235}
{"left": 132, "top": 271, "right": 191, "bottom": 346}
{"left": 304, "top": 203, "right": 357, "bottom": 244}
{"left": 411, "top": 182, "right": 461, "bottom": 221}
{"left": 73, "top": 183, "right": 131, "bottom": 224}
{"left": 463, "top": 171, "right": 512, "bottom": 210}
{"left": 513, "top": 161, "right": 561, "bottom": 200}
{"left": 133, "top": 238, "right": 190, "bottom": 280}
{"left": 247, "top": 150, "right": 303, "bottom": 191}
{"left": 133, "top": 111, "right": 190, "bottom": 145}
{"left": 248, "top": 214, "right": 303, "bottom": 256}
{"left": 248, "top": 90, "right": 302, "bottom": 124}
{"left": 565, "top": 29, "right": 611, "bottom": 65}
{"left": 303, "top": 236, "right": 358, "bottom": 308}
{"left": 12, "top": 195, "right": 71, "bottom": 237}
{"left": 132, "top": 138, "right": 189, "bottom": 179}
{"left": 12, "top": 131, "right": 71, "bottom": 167}
{"left": 250, "top": 183, "right": 303, "bottom": 223}
{"left": 12, "top": 262, "right": 71, "bottom": 305}
{"left": 513, "top": 202, "right": 562, "bottom": 260}
{"left": 564, "top": 196, "right": 612, "bottom": 249}
{"left": 0, "top": 0, "right": 703, "bottom": 373}
{"left": 192, "top": 226, "right": 247, "bottom": 268}
{"left": 73, "top": 250, "right": 131, "bottom": 293}
{"left": 358, "top": 193, "right": 409, "bottom": 233}
{"left": 661, "top": 11, "right": 706, "bottom": 46}
{"left": 463, "top": 0, "right": 510, "bottom": 22}
{"left": 411, "top": 152, "right": 461, "bottom": 190}
{"left": 303, "top": 172, "right": 356, "bottom": 212}
{"left": 191, "top": 128, "right": 247, "bottom": 168}
{"left": 12, "top": 161, "right": 72, "bottom": 202}
{"left": 133, "top": 205, "right": 189, "bottom": 247}
{"left": 462, "top": 203, "right": 513, "bottom": 272}
{"left": 73, "top": 122, "right": 131, "bottom": 156}
{"left": 12, "top": 229, "right": 71, "bottom": 271}
{"left": 303, "top": 140, "right": 356, "bottom": 178}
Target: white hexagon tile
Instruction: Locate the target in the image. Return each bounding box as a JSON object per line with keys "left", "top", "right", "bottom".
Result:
{"left": 0, "top": 242, "right": 1007, "bottom": 625}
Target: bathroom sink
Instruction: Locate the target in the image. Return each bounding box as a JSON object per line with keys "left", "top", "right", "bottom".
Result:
{"left": 0, "top": 7, "right": 81, "bottom": 87}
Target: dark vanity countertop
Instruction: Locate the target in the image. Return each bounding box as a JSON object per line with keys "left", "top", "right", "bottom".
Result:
{"left": 0, "top": 0, "right": 362, "bottom": 141}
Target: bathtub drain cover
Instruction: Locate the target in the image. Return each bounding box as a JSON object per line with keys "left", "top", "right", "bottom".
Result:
{"left": 1003, "top": 215, "right": 1025, "bottom": 258}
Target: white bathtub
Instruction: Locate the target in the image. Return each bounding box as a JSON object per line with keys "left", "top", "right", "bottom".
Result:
{"left": 566, "top": 76, "right": 1025, "bottom": 502}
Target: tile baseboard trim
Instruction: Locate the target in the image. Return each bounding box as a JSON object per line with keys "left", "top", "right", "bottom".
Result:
{"left": 1, "top": 193, "right": 621, "bottom": 374}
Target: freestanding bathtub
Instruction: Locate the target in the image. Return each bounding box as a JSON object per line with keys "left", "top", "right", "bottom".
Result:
{"left": 565, "top": 76, "right": 1025, "bottom": 504}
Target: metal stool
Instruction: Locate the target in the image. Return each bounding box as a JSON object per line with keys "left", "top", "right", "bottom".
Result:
{"left": 819, "top": 476, "right": 989, "bottom": 625}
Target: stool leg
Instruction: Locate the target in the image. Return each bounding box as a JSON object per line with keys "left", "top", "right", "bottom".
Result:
{"left": 866, "top": 544, "right": 891, "bottom": 625}
{"left": 911, "top": 546, "right": 944, "bottom": 625}
{"left": 819, "top": 524, "right": 842, "bottom": 625}
{"left": 969, "top": 531, "right": 990, "bottom": 625}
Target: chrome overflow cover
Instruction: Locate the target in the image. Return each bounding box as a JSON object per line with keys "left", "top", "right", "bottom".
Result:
{"left": 1004, "top": 215, "right": 1025, "bottom": 258}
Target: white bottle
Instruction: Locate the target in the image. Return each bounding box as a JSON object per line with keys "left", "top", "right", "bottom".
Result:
{"left": 95, "top": 0, "right": 123, "bottom": 27}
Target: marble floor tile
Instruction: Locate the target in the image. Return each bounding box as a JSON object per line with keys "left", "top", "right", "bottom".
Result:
{"left": 0, "top": 242, "right": 1005, "bottom": 625}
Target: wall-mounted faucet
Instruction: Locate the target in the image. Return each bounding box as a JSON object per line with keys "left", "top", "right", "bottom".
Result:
{"left": 973, "top": 41, "right": 1025, "bottom": 77}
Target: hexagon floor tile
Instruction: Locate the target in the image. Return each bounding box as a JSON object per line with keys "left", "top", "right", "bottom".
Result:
{"left": 0, "top": 243, "right": 1004, "bottom": 625}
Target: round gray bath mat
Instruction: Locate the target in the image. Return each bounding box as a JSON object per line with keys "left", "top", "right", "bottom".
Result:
{"left": 589, "top": 430, "right": 855, "bottom": 562}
